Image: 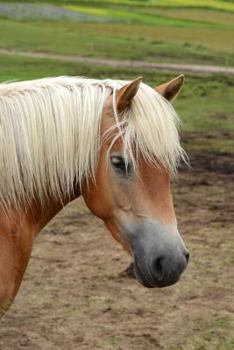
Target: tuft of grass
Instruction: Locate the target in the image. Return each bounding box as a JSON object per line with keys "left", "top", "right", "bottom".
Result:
{"left": 170, "top": 314, "right": 234, "bottom": 350}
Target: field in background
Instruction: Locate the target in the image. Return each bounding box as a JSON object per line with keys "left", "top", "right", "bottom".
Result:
{"left": 0, "top": 1, "right": 233, "bottom": 350}
{"left": 1, "top": 1, "right": 234, "bottom": 66}
{"left": 5, "top": 0, "right": 234, "bottom": 12}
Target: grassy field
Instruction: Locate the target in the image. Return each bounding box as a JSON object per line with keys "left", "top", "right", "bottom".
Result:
{"left": 0, "top": 19, "right": 234, "bottom": 66}
{"left": 5, "top": 1, "right": 234, "bottom": 12}
{"left": 0, "top": 2, "right": 234, "bottom": 66}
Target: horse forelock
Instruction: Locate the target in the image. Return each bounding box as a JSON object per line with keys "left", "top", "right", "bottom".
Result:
{"left": 0, "top": 76, "right": 185, "bottom": 209}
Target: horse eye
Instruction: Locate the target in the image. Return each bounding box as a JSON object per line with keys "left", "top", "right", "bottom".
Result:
{"left": 110, "top": 156, "right": 132, "bottom": 176}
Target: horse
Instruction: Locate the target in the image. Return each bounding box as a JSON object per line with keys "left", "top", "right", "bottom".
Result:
{"left": 0, "top": 74, "right": 189, "bottom": 318}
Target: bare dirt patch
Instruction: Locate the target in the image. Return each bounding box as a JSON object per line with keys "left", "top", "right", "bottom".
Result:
{"left": 0, "top": 152, "right": 233, "bottom": 350}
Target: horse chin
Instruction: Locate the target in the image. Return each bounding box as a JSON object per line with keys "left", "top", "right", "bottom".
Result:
{"left": 133, "top": 256, "right": 156, "bottom": 288}
{"left": 134, "top": 265, "right": 155, "bottom": 288}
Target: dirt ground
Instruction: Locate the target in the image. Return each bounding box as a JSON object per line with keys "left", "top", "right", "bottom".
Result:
{"left": 0, "top": 151, "right": 233, "bottom": 350}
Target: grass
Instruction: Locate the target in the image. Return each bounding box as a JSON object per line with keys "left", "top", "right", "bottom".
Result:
{"left": 172, "top": 314, "right": 234, "bottom": 350}
{"left": 0, "top": 1, "right": 234, "bottom": 67}
{"left": 5, "top": 1, "right": 234, "bottom": 13}
{"left": 153, "top": 8, "right": 234, "bottom": 27}
{"left": 0, "top": 18, "right": 234, "bottom": 66}
{"left": 64, "top": 4, "right": 234, "bottom": 28}
{"left": 0, "top": 53, "right": 233, "bottom": 153}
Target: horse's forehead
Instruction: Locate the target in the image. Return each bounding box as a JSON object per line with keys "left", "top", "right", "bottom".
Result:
{"left": 109, "top": 137, "right": 124, "bottom": 151}
{"left": 100, "top": 94, "right": 113, "bottom": 123}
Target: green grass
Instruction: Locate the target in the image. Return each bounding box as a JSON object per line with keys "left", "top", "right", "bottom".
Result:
{"left": 0, "top": 53, "right": 233, "bottom": 153}
{"left": 153, "top": 8, "right": 234, "bottom": 27}
{"left": 0, "top": 18, "right": 234, "bottom": 66}
{"left": 0, "top": 1, "right": 234, "bottom": 67}
{"left": 64, "top": 4, "right": 234, "bottom": 28}
{"left": 5, "top": 1, "right": 234, "bottom": 13}
{"left": 133, "top": 0, "right": 234, "bottom": 13}
{"left": 171, "top": 314, "right": 234, "bottom": 350}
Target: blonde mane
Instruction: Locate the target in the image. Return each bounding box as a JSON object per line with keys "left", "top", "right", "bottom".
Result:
{"left": 0, "top": 76, "right": 184, "bottom": 209}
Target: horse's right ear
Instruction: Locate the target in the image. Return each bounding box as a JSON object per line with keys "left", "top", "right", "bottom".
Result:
{"left": 116, "top": 77, "right": 143, "bottom": 113}
{"left": 155, "top": 75, "right": 184, "bottom": 102}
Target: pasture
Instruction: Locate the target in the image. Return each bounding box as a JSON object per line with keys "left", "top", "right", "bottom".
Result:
{"left": 0, "top": 1, "right": 233, "bottom": 349}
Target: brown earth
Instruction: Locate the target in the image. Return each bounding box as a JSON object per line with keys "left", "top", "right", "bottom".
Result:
{"left": 0, "top": 152, "right": 233, "bottom": 350}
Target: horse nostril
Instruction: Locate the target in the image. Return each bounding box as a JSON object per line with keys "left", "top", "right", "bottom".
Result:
{"left": 152, "top": 257, "right": 164, "bottom": 280}
{"left": 185, "top": 251, "right": 190, "bottom": 263}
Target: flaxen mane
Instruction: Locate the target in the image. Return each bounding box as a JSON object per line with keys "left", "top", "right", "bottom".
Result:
{"left": 0, "top": 77, "right": 184, "bottom": 208}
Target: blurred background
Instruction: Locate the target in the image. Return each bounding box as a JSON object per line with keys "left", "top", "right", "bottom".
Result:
{"left": 0, "top": 1, "right": 233, "bottom": 349}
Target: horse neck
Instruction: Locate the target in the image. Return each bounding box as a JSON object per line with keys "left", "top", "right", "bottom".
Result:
{"left": 0, "top": 190, "right": 80, "bottom": 316}
{"left": 34, "top": 190, "right": 81, "bottom": 232}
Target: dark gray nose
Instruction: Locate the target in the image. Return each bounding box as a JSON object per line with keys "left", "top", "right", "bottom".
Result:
{"left": 131, "top": 223, "right": 189, "bottom": 288}
{"left": 122, "top": 218, "right": 189, "bottom": 288}
{"left": 151, "top": 250, "right": 189, "bottom": 287}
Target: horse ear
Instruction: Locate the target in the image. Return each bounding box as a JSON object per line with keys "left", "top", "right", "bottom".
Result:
{"left": 116, "top": 76, "right": 143, "bottom": 113}
{"left": 155, "top": 74, "right": 184, "bottom": 102}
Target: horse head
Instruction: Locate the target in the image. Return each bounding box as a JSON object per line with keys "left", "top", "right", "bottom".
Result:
{"left": 82, "top": 75, "right": 189, "bottom": 288}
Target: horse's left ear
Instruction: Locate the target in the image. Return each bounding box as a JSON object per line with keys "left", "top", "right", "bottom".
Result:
{"left": 116, "top": 76, "right": 143, "bottom": 113}
{"left": 155, "top": 74, "right": 184, "bottom": 102}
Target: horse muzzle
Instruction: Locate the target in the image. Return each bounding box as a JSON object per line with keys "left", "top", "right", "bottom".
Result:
{"left": 124, "top": 220, "right": 189, "bottom": 288}
{"left": 134, "top": 245, "right": 189, "bottom": 288}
